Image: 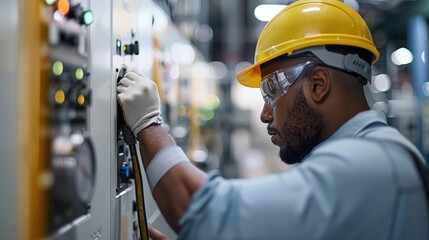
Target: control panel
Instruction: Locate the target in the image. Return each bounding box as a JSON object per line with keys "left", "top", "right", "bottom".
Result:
{"left": 43, "top": 0, "right": 96, "bottom": 232}
{"left": 12, "top": 0, "right": 207, "bottom": 239}
{"left": 116, "top": 39, "right": 139, "bottom": 195}
{"left": 112, "top": 1, "right": 142, "bottom": 239}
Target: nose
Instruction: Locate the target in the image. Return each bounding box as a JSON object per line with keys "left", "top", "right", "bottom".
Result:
{"left": 260, "top": 104, "right": 273, "bottom": 123}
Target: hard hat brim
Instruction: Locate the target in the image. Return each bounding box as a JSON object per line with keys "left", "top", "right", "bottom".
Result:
{"left": 237, "top": 64, "right": 261, "bottom": 88}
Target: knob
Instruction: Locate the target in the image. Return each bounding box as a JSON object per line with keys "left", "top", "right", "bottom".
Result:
{"left": 68, "top": 4, "right": 83, "bottom": 19}
{"left": 134, "top": 41, "right": 139, "bottom": 55}
{"left": 124, "top": 42, "right": 140, "bottom": 55}
{"left": 124, "top": 44, "right": 134, "bottom": 55}
{"left": 120, "top": 165, "right": 130, "bottom": 178}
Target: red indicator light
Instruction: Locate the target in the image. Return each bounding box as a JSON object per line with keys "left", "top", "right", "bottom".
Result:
{"left": 58, "top": 0, "right": 70, "bottom": 15}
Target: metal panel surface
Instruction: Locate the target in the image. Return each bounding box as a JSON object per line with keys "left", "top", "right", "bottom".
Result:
{"left": 46, "top": 0, "right": 113, "bottom": 238}
{"left": 84, "top": 0, "right": 115, "bottom": 238}
{"left": 51, "top": 0, "right": 114, "bottom": 239}
{"left": 111, "top": 0, "right": 141, "bottom": 239}
{"left": 111, "top": 0, "right": 176, "bottom": 239}
{"left": 0, "top": 0, "right": 192, "bottom": 239}
{"left": 0, "top": 0, "right": 18, "bottom": 239}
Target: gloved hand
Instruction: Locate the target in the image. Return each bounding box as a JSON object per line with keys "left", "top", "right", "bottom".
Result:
{"left": 117, "top": 69, "right": 163, "bottom": 136}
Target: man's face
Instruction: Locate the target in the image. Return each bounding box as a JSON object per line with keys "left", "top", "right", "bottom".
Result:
{"left": 260, "top": 58, "right": 323, "bottom": 164}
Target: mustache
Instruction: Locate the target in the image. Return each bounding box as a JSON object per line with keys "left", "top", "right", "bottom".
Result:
{"left": 267, "top": 125, "right": 280, "bottom": 135}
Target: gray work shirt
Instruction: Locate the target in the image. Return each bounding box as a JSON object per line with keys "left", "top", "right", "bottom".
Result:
{"left": 179, "top": 110, "right": 428, "bottom": 239}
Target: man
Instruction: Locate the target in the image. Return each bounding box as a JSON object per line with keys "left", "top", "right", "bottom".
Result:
{"left": 117, "top": 0, "right": 428, "bottom": 239}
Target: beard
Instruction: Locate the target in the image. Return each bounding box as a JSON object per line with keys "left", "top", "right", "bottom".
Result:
{"left": 279, "top": 86, "right": 322, "bottom": 164}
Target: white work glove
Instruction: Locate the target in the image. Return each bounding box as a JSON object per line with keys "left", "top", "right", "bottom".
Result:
{"left": 117, "top": 69, "right": 163, "bottom": 136}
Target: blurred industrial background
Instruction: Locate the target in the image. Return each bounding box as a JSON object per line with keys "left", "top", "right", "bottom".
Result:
{"left": 153, "top": 0, "right": 429, "bottom": 177}
{"left": 1, "top": 0, "right": 428, "bottom": 239}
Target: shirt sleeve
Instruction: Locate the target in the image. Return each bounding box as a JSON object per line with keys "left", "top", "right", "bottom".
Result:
{"left": 178, "top": 139, "right": 402, "bottom": 240}
{"left": 179, "top": 168, "right": 326, "bottom": 239}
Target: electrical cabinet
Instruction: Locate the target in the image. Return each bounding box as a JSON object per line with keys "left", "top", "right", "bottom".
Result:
{"left": 1, "top": 0, "right": 213, "bottom": 238}
{"left": 46, "top": 0, "right": 96, "bottom": 232}
{"left": 1, "top": 0, "right": 211, "bottom": 239}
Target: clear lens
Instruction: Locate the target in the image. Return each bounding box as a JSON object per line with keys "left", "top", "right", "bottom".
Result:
{"left": 260, "top": 61, "right": 317, "bottom": 108}
{"left": 260, "top": 74, "right": 283, "bottom": 108}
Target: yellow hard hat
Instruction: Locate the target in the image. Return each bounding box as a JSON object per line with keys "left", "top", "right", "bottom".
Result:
{"left": 237, "top": 0, "right": 380, "bottom": 88}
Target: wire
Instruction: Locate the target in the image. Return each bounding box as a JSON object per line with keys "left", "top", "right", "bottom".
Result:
{"left": 130, "top": 144, "right": 149, "bottom": 240}
{"left": 118, "top": 66, "right": 149, "bottom": 240}
{"left": 122, "top": 124, "right": 149, "bottom": 240}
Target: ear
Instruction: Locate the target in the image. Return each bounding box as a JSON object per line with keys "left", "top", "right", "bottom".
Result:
{"left": 305, "top": 66, "right": 330, "bottom": 103}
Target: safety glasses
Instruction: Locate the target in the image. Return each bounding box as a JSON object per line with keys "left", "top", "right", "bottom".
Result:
{"left": 260, "top": 61, "right": 319, "bottom": 108}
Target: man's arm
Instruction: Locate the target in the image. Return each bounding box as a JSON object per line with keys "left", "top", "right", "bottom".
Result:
{"left": 137, "top": 124, "right": 207, "bottom": 232}
{"left": 116, "top": 69, "right": 207, "bottom": 233}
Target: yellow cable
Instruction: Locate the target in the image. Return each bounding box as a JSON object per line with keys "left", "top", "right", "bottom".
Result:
{"left": 131, "top": 153, "right": 149, "bottom": 240}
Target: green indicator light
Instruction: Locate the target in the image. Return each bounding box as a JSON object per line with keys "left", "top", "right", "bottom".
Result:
{"left": 75, "top": 68, "right": 84, "bottom": 80}
{"left": 199, "top": 107, "right": 214, "bottom": 121}
{"left": 53, "top": 61, "right": 63, "bottom": 76}
{"left": 117, "top": 40, "right": 121, "bottom": 47}
{"left": 45, "top": 0, "right": 56, "bottom": 5}
{"left": 82, "top": 11, "right": 94, "bottom": 25}
{"left": 205, "top": 95, "right": 220, "bottom": 110}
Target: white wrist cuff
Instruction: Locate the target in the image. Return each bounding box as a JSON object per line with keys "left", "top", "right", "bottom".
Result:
{"left": 133, "top": 115, "right": 163, "bottom": 136}
{"left": 146, "top": 145, "right": 190, "bottom": 192}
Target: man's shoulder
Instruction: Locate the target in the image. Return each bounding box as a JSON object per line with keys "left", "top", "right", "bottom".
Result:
{"left": 309, "top": 124, "right": 412, "bottom": 161}
{"left": 301, "top": 126, "right": 410, "bottom": 174}
{"left": 309, "top": 136, "right": 385, "bottom": 161}
{"left": 302, "top": 126, "right": 421, "bottom": 189}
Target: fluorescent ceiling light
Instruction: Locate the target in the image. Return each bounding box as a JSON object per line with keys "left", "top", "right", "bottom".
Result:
{"left": 423, "top": 82, "right": 429, "bottom": 96}
{"left": 254, "top": 4, "right": 287, "bottom": 22}
{"left": 373, "top": 74, "right": 391, "bottom": 92}
{"left": 391, "top": 47, "right": 413, "bottom": 65}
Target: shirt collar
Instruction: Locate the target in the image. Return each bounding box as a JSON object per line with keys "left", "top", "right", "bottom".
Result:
{"left": 327, "top": 110, "right": 387, "bottom": 141}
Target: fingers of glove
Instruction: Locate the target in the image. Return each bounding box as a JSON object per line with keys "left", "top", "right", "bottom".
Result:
{"left": 124, "top": 71, "right": 144, "bottom": 82}
{"left": 116, "top": 85, "right": 128, "bottom": 93}
{"left": 116, "top": 92, "right": 127, "bottom": 105}
{"left": 116, "top": 93, "right": 135, "bottom": 120}
{"left": 126, "top": 68, "right": 143, "bottom": 76}
{"left": 125, "top": 74, "right": 158, "bottom": 94}
{"left": 118, "top": 77, "right": 133, "bottom": 88}
{"left": 116, "top": 94, "right": 133, "bottom": 126}
{"left": 117, "top": 87, "right": 146, "bottom": 104}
